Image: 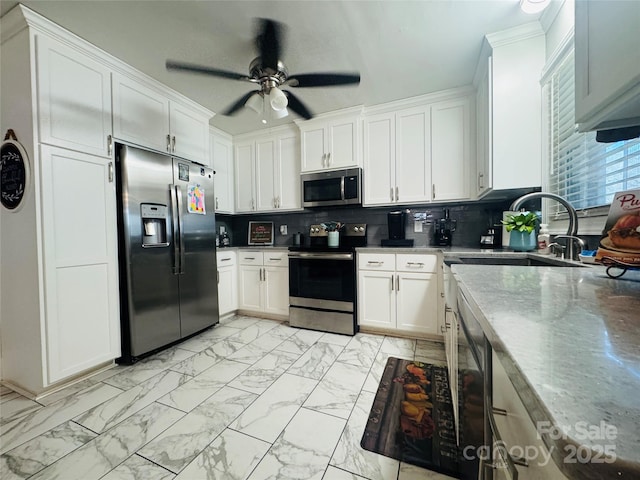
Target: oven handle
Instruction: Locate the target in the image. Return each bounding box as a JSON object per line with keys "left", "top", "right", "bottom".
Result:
{"left": 288, "top": 252, "right": 354, "bottom": 261}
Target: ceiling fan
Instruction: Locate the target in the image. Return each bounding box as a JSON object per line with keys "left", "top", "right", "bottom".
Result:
{"left": 166, "top": 18, "right": 360, "bottom": 121}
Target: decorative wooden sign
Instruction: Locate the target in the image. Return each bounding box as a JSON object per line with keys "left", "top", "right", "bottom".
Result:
{"left": 1, "top": 129, "right": 29, "bottom": 211}
{"left": 248, "top": 221, "right": 274, "bottom": 245}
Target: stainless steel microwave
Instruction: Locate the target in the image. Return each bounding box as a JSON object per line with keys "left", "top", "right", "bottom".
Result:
{"left": 301, "top": 168, "right": 362, "bottom": 208}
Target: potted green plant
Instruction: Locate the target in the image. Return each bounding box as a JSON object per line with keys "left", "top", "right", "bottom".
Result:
{"left": 502, "top": 212, "right": 538, "bottom": 251}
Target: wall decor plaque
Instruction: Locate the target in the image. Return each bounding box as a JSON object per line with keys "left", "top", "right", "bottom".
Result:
{"left": 1, "top": 129, "right": 30, "bottom": 212}
{"left": 248, "top": 221, "right": 274, "bottom": 245}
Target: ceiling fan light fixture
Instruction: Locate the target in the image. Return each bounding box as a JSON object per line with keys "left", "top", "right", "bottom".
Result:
{"left": 272, "top": 106, "right": 289, "bottom": 120}
{"left": 269, "top": 86, "right": 288, "bottom": 111}
{"left": 519, "top": 0, "right": 550, "bottom": 14}
{"left": 245, "top": 92, "right": 264, "bottom": 114}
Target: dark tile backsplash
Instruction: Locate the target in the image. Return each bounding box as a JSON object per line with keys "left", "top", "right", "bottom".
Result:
{"left": 217, "top": 199, "right": 525, "bottom": 248}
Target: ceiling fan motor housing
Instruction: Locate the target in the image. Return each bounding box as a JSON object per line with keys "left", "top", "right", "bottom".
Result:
{"left": 249, "top": 57, "right": 288, "bottom": 93}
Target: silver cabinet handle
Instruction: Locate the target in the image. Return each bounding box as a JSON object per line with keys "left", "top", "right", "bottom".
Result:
{"left": 269, "top": 257, "right": 281, "bottom": 261}
{"left": 340, "top": 176, "right": 345, "bottom": 201}
{"left": 108, "top": 162, "right": 114, "bottom": 183}
{"left": 263, "top": 267, "right": 267, "bottom": 282}
{"left": 107, "top": 134, "right": 113, "bottom": 156}
{"left": 327, "top": 152, "right": 331, "bottom": 166}
{"left": 390, "top": 187, "right": 394, "bottom": 202}
{"left": 219, "top": 257, "right": 231, "bottom": 262}
{"left": 478, "top": 172, "right": 484, "bottom": 189}
{"left": 432, "top": 184, "right": 436, "bottom": 200}
{"left": 166, "top": 134, "right": 171, "bottom": 152}
{"left": 406, "top": 262, "right": 425, "bottom": 268}
{"left": 252, "top": 199, "right": 255, "bottom": 210}
{"left": 391, "top": 274, "right": 394, "bottom": 291}
{"left": 395, "top": 186, "right": 399, "bottom": 201}
{"left": 367, "top": 260, "right": 383, "bottom": 265}
{"left": 396, "top": 274, "right": 399, "bottom": 291}
{"left": 244, "top": 257, "right": 256, "bottom": 260}
{"left": 215, "top": 197, "right": 219, "bottom": 210}
{"left": 172, "top": 135, "right": 176, "bottom": 152}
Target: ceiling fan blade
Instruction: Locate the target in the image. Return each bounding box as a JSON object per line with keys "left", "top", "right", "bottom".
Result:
{"left": 166, "top": 60, "right": 249, "bottom": 81}
{"left": 283, "top": 90, "right": 313, "bottom": 120}
{"left": 222, "top": 90, "right": 261, "bottom": 116}
{"left": 257, "top": 18, "right": 283, "bottom": 71}
{"left": 286, "top": 72, "right": 361, "bottom": 88}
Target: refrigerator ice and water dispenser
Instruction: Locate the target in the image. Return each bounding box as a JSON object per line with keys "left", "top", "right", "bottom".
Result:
{"left": 140, "top": 203, "right": 168, "bottom": 247}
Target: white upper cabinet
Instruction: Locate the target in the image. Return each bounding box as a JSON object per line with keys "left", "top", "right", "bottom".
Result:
{"left": 431, "top": 96, "right": 471, "bottom": 201}
{"left": 297, "top": 107, "right": 362, "bottom": 172}
{"left": 363, "top": 91, "right": 472, "bottom": 206}
{"left": 474, "top": 23, "right": 545, "bottom": 197}
{"left": 210, "top": 127, "right": 234, "bottom": 213}
{"left": 112, "top": 72, "right": 211, "bottom": 163}
{"left": 35, "top": 34, "right": 113, "bottom": 158}
{"left": 575, "top": 0, "right": 640, "bottom": 131}
{"left": 234, "top": 126, "right": 301, "bottom": 213}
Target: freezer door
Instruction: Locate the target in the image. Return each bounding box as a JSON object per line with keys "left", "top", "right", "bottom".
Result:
{"left": 173, "top": 159, "right": 219, "bottom": 336}
{"left": 117, "top": 145, "right": 181, "bottom": 358}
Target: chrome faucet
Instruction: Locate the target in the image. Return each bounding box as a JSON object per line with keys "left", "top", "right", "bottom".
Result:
{"left": 509, "top": 192, "right": 582, "bottom": 260}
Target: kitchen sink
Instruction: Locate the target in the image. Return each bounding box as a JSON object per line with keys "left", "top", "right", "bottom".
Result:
{"left": 444, "top": 255, "right": 587, "bottom": 268}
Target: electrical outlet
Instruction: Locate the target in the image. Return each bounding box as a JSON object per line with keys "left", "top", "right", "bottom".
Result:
{"left": 414, "top": 220, "right": 423, "bottom": 233}
{"left": 280, "top": 225, "right": 288, "bottom": 235}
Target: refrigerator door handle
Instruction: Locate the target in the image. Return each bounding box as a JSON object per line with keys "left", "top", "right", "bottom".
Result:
{"left": 170, "top": 184, "right": 181, "bottom": 275}
{"left": 175, "top": 184, "right": 186, "bottom": 274}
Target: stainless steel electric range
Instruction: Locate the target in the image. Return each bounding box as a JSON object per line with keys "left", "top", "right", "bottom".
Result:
{"left": 288, "top": 223, "right": 367, "bottom": 335}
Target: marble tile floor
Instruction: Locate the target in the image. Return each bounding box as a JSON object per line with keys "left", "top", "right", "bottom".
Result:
{"left": 0, "top": 315, "right": 455, "bottom": 480}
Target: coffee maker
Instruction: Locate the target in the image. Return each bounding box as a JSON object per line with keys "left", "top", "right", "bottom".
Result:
{"left": 434, "top": 208, "right": 456, "bottom": 246}
{"left": 382, "top": 210, "right": 414, "bottom": 247}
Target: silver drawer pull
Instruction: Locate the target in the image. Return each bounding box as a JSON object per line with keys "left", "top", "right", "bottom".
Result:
{"left": 406, "top": 262, "right": 425, "bottom": 267}
{"left": 244, "top": 257, "right": 256, "bottom": 260}
{"left": 219, "top": 258, "right": 231, "bottom": 262}
{"left": 269, "top": 257, "right": 281, "bottom": 261}
{"left": 367, "top": 261, "right": 383, "bottom": 265}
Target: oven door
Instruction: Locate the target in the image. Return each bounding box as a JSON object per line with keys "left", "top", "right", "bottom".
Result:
{"left": 289, "top": 252, "right": 355, "bottom": 310}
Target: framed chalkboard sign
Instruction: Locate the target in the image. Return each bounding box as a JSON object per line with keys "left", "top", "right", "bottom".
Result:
{"left": 248, "top": 221, "right": 274, "bottom": 245}
{"left": 1, "top": 130, "right": 30, "bottom": 212}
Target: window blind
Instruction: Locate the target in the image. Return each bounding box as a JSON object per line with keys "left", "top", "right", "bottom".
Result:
{"left": 547, "top": 49, "right": 640, "bottom": 217}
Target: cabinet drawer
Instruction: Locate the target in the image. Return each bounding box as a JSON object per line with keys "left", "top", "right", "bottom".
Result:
{"left": 263, "top": 251, "right": 288, "bottom": 267}
{"left": 358, "top": 253, "right": 395, "bottom": 271}
{"left": 395, "top": 254, "right": 437, "bottom": 273}
{"left": 216, "top": 250, "right": 236, "bottom": 266}
{"left": 238, "top": 250, "right": 264, "bottom": 265}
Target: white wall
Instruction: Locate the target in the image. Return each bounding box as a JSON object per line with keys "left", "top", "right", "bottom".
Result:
{"left": 543, "top": 0, "right": 575, "bottom": 60}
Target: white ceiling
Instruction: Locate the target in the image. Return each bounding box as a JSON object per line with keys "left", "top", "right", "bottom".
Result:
{"left": 0, "top": 0, "right": 544, "bottom": 135}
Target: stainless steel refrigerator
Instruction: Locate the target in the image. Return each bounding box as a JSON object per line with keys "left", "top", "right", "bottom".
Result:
{"left": 115, "top": 143, "right": 218, "bottom": 363}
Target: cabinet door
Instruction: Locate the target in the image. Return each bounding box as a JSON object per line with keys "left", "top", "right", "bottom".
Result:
{"left": 218, "top": 266, "right": 237, "bottom": 316}
{"left": 211, "top": 132, "right": 233, "bottom": 213}
{"left": 396, "top": 272, "right": 438, "bottom": 335}
{"left": 234, "top": 143, "right": 255, "bottom": 212}
{"left": 475, "top": 57, "right": 492, "bottom": 197}
{"left": 358, "top": 270, "right": 395, "bottom": 329}
{"left": 40, "top": 145, "right": 120, "bottom": 383}
{"left": 431, "top": 96, "right": 471, "bottom": 201}
{"left": 112, "top": 73, "right": 170, "bottom": 153}
{"left": 255, "top": 138, "right": 277, "bottom": 211}
{"left": 327, "top": 118, "right": 358, "bottom": 169}
{"left": 395, "top": 106, "right": 431, "bottom": 204}
{"left": 276, "top": 132, "right": 301, "bottom": 210}
{"left": 238, "top": 265, "right": 262, "bottom": 312}
{"left": 169, "top": 101, "right": 210, "bottom": 162}
{"left": 363, "top": 113, "right": 395, "bottom": 206}
{"left": 300, "top": 126, "right": 326, "bottom": 172}
{"left": 263, "top": 266, "right": 289, "bottom": 316}
{"left": 575, "top": 0, "right": 640, "bottom": 129}
{"left": 36, "top": 34, "right": 112, "bottom": 158}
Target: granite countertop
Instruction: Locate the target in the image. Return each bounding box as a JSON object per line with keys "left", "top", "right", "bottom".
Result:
{"left": 452, "top": 264, "right": 640, "bottom": 479}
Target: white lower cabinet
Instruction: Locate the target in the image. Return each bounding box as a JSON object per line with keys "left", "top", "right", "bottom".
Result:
{"left": 358, "top": 253, "right": 441, "bottom": 335}
{"left": 217, "top": 250, "right": 237, "bottom": 317}
{"left": 237, "top": 250, "right": 289, "bottom": 317}
{"left": 491, "top": 350, "right": 569, "bottom": 480}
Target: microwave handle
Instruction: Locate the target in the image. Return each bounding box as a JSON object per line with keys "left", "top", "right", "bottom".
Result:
{"left": 340, "top": 176, "right": 345, "bottom": 201}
